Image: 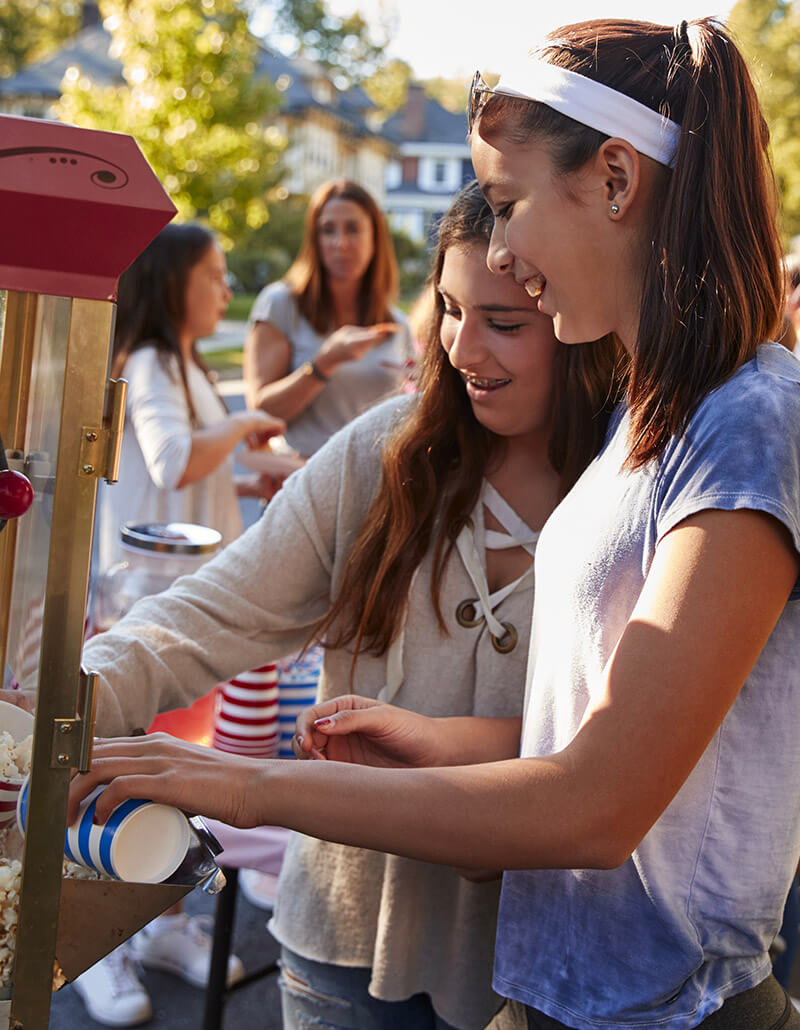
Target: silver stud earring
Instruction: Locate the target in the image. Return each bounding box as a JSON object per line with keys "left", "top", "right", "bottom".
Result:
{"left": 610, "top": 203, "right": 620, "bottom": 215}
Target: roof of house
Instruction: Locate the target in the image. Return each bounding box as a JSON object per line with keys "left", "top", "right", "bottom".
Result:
{"left": 0, "top": 23, "right": 384, "bottom": 141}
{"left": 383, "top": 92, "right": 468, "bottom": 145}
{"left": 0, "top": 23, "right": 119, "bottom": 95}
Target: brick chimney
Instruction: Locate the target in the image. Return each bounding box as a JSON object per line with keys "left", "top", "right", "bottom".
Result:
{"left": 402, "top": 83, "right": 427, "bottom": 140}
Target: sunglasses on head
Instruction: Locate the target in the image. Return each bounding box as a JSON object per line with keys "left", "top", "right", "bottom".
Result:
{"left": 468, "top": 70, "right": 497, "bottom": 133}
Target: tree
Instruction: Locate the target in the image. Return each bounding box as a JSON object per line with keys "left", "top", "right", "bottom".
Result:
{"left": 57, "top": 0, "right": 285, "bottom": 248}
{"left": 269, "top": 0, "right": 390, "bottom": 88}
{"left": 422, "top": 76, "right": 471, "bottom": 115}
{"left": 0, "top": 0, "right": 80, "bottom": 77}
{"left": 729, "top": 0, "right": 800, "bottom": 241}
{"left": 363, "top": 57, "right": 412, "bottom": 116}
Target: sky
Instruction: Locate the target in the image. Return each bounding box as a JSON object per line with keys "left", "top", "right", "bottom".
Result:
{"left": 302, "top": 0, "right": 736, "bottom": 80}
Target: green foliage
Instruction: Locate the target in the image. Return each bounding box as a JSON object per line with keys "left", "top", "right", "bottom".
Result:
{"left": 363, "top": 65, "right": 470, "bottom": 121}
{"left": 226, "top": 190, "right": 308, "bottom": 291}
{"left": 271, "top": 0, "right": 389, "bottom": 87}
{"left": 363, "top": 57, "right": 412, "bottom": 115}
{"left": 421, "top": 76, "right": 470, "bottom": 115}
{"left": 0, "top": 0, "right": 80, "bottom": 77}
{"left": 56, "top": 0, "right": 285, "bottom": 248}
{"left": 390, "top": 228, "right": 429, "bottom": 300}
{"left": 729, "top": 0, "right": 800, "bottom": 240}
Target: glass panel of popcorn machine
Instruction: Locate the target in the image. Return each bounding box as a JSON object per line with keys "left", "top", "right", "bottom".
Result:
{"left": 5, "top": 296, "right": 71, "bottom": 697}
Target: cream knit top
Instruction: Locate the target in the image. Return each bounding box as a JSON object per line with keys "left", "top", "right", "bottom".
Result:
{"left": 84, "top": 395, "right": 535, "bottom": 1030}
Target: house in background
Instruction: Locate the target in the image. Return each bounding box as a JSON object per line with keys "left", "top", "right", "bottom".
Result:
{"left": 0, "top": 5, "right": 394, "bottom": 204}
{"left": 259, "top": 48, "right": 391, "bottom": 202}
{"left": 382, "top": 83, "right": 473, "bottom": 244}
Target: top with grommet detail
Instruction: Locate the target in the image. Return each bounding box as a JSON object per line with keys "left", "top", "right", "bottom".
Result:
{"left": 379, "top": 479, "right": 539, "bottom": 702}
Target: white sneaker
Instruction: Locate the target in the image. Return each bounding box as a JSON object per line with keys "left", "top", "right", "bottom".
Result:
{"left": 129, "top": 913, "right": 244, "bottom": 989}
{"left": 239, "top": 869, "right": 279, "bottom": 911}
{"left": 72, "top": 946, "right": 152, "bottom": 1027}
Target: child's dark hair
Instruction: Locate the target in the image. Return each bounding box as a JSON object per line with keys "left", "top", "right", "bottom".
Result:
{"left": 477, "top": 18, "right": 784, "bottom": 467}
{"left": 113, "top": 223, "right": 223, "bottom": 425}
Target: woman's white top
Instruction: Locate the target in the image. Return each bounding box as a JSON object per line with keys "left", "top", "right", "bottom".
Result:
{"left": 249, "top": 281, "right": 413, "bottom": 456}
{"left": 84, "top": 396, "right": 535, "bottom": 1030}
{"left": 96, "top": 347, "right": 243, "bottom": 574}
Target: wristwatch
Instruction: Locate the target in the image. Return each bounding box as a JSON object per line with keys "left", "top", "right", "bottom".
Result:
{"left": 302, "top": 359, "right": 329, "bottom": 382}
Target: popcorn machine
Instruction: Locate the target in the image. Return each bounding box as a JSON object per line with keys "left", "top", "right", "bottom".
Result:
{"left": 0, "top": 113, "right": 221, "bottom": 1029}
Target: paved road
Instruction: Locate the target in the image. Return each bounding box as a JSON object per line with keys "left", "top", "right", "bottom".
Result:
{"left": 50, "top": 888, "right": 282, "bottom": 1030}
{"left": 198, "top": 320, "right": 249, "bottom": 355}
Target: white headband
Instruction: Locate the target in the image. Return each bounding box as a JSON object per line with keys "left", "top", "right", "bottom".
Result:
{"left": 495, "top": 59, "right": 682, "bottom": 168}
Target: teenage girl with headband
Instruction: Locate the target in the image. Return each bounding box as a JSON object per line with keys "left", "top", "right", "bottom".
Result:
{"left": 73, "top": 19, "right": 800, "bottom": 1029}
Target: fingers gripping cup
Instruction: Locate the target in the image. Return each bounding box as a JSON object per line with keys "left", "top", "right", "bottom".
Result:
{"left": 17, "top": 779, "right": 191, "bottom": 883}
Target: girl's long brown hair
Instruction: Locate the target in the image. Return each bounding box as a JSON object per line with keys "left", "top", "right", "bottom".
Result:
{"left": 284, "top": 179, "right": 399, "bottom": 333}
{"left": 477, "top": 18, "right": 784, "bottom": 468}
{"left": 315, "top": 181, "right": 623, "bottom": 660}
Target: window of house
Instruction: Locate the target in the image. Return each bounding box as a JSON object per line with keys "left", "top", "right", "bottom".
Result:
{"left": 434, "top": 161, "right": 447, "bottom": 184}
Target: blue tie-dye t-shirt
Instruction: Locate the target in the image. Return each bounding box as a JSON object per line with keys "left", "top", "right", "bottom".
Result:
{"left": 494, "top": 343, "right": 800, "bottom": 1029}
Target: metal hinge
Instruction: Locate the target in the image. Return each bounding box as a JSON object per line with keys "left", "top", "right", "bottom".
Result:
{"left": 51, "top": 667, "right": 97, "bottom": 772}
{"left": 77, "top": 377, "right": 127, "bottom": 483}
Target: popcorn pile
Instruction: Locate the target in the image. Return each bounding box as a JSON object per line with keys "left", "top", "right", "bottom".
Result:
{"left": 0, "top": 856, "right": 21, "bottom": 987}
{"left": 0, "top": 731, "right": 31, "bottom": 782}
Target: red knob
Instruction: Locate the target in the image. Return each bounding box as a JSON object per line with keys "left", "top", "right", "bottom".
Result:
{"left": 0, "top": 468, "right": 34, "bottom": 520}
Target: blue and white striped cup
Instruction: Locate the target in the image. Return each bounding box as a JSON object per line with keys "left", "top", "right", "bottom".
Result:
{"left": 17, "top": 777, "right": 191, "bottom": 884}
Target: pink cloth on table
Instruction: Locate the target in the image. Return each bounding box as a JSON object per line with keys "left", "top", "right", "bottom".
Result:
{"left": 203, "top": 820, "right": 288, "bottom": 876}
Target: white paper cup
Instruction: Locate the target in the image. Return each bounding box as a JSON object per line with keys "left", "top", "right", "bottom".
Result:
{"left": 17, "top": 778, "right": 191, "bottom": 883}
{"left": 0, "top": 699, "right": 34, "bottom": 827}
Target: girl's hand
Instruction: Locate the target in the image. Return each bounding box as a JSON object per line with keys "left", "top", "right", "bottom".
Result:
{"left": 315, "top": 324, "right": 399, "bottom": 374}
{"left": 67, "top": 733, "right": 265, "bottom": 828}
{"left": 292, "top": 695, "right": 444, "bottom": 768}
{"left": 231, "top": 410, "right": 285, "bottom": 450}
{"left": 235, "top": 454, "right": 306, "bottom": 501}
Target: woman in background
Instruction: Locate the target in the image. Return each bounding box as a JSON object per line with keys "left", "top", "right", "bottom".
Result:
{"left": 244, "top": 178, "right": 413, "bottom": 459}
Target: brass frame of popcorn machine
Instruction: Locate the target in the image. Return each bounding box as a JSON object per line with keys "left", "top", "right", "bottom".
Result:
{"left": 1, "top": 292, "right": 108, "bottom": 1025}
{"left": 0, "top": 111, "right": 201, "bottom": 1028}
{"left": 0, "top": 292, "right": 193, "bottom": 1029}
{"left": 0, "top": 290, "right": 199, "bottom": 1030}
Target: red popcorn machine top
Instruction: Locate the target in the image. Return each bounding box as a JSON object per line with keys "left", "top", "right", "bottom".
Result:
{"left": 0, "top": 114, "right": 223, "bottom": 1029}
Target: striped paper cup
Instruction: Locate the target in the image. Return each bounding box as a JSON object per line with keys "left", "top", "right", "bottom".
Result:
{"left": 0, "top": 699, "right": 35, "bottom": 826}
{"left": 17, "top": 777, "right": 191, "bottom": 883}
{"left": 276, "top": 647, "right": 323, "bottom": 758}
{"left": 213, "top": 665, "right": 279, "bottom": 758}
{"left": 0, "top": 781, "right": 24, "bottom": 828}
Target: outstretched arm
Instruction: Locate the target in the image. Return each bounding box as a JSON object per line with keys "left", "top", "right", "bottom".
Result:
{"left": 73, "top": 509, "right": 799, "bottom": 871}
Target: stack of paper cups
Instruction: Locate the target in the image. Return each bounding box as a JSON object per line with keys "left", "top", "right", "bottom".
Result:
{"left": 17, "top": 777, "right": 191, "bottom": 883}
{"left": 276, "top": 646, "right": 323, "bottom": 758}
{"left": 212, "top": 665, "right": 280, "bottom": 758}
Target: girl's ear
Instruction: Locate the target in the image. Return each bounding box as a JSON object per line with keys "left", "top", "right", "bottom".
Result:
{"left": 597, "top": 139, "right": 641, "bottom": 219}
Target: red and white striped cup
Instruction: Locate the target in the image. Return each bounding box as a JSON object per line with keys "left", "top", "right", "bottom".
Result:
{"left": 0, "top": 700, "right": 34, "bottom": 827}
{"left": 212, "top": 665, "right": 279, "bottom": 759}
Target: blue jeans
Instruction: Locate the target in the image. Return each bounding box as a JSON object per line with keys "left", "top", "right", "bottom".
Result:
{"left": 279, "top": 946, "right": 459, "bottom": 1030}
{"left": 775, "top": 877, "right": 800, "bottom": 989}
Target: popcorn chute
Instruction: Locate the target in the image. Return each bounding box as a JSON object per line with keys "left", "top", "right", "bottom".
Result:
{"left": 0, "top": 114, "right": 224, "bottom": 1030}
